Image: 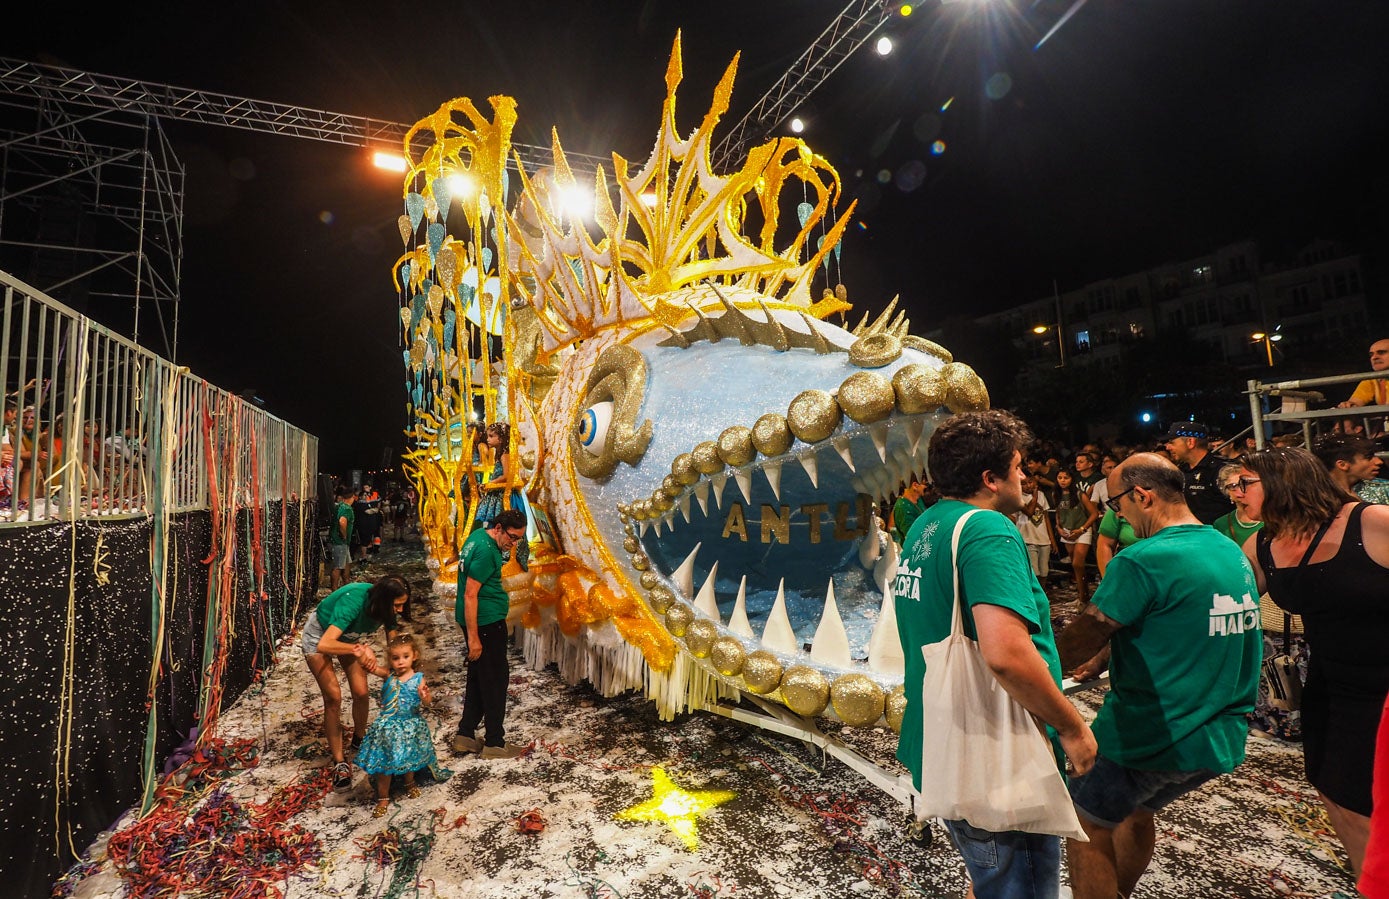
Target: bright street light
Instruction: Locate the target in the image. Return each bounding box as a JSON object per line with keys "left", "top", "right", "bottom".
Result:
{"left": 876, "top": 36, "right": 894, "bottom": 56}
{"left": 790, "top": 116, "right": 806, "bottom": 134}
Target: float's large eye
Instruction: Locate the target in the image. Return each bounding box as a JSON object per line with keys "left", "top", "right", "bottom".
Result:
{"left": 577, "top": 401, "right": 614, "bottom": 455}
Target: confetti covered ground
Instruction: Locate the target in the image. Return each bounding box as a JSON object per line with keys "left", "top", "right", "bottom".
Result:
{"left": 58, "top": 541, "right": 1360, "bottom": 899}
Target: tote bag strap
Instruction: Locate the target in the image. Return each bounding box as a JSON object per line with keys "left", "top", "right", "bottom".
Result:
{"left": 948, "top": 509, "right": 986, "bottom": 638}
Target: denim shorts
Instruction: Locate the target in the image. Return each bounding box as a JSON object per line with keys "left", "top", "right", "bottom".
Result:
{"left": 1068, "top": 754, "right": 1218, "bottom": 828}
{"left": 943, "top": 819, "right": 1059, "bottom": 899}
{"left": 329, "top": 543, "right": 350, "bottom": 569}
{"left": 300, "top": 613, "right": 361, "bottom": 656}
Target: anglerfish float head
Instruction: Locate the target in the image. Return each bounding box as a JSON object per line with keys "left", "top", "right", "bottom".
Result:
{"left": 557, "top": 282, "right": 987, "bottom": 728}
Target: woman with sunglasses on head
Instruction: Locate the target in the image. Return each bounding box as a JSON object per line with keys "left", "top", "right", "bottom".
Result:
{"left": 1239, "top": 447, "right": 1389, "bottom": 882}
{"left": 1218, "top": 462, "right": 1306, "bottom": 744}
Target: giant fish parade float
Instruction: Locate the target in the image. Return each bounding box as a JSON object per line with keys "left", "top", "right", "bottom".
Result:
{"left": 395, "top": 35, "right": 988, "bottom": 779}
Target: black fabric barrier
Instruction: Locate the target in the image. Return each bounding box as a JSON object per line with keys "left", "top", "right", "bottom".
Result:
{"left": 0, "top": 501, "right": 317, "bottom": 899}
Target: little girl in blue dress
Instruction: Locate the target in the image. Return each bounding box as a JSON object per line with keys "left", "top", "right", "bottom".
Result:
{"left": 356, "top": 633, "right": 450, "bottom": 816}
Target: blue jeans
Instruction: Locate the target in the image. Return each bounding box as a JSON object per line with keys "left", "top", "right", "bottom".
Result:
{"left": 943, "top": 819, "right": 1060, "bottom": 899}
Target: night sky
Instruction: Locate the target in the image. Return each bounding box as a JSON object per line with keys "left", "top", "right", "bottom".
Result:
{"left": 3, "top": 1, "right": 1386, "bottom": 474}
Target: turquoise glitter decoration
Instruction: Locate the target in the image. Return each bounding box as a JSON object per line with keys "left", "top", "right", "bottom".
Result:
{"left": 400, "top": 261, "right": 412, "bottom": 288}
{"left": 443, "top": 307, "right": 456, "bottom": 348}
{"left": 410, "top": 294, "right": 425, "bottom": 331}
{"left": 405, "top": 193, "right": 426, "bottom": 232}
{"left": 431, "top": 177, "right": 451, "bottom": 220}
{"left": 427, "top": 223, "right": 446, "bottom": 265}
{"left": 480, "top": 246, "right": 493, "bottom": 273}
{"left": 797, "top": 202, "right": 814, "bottom": 229}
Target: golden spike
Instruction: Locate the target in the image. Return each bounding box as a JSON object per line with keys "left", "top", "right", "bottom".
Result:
{"left": 594, "top": 164, "right": 618, "bottom": 235}
{"left": 755, "top": 298, "right": 790, "bottom": 352}
{"left": 870, "top": 295, "right": 901, "bottom": 336}
{"left": 799, "top": 312, "right": 833, "bottom": 355}
{"left": 550, "top": 126, "right": 576, "bottom": 189}
{"left": 709, "top": 284, "right": 754, "bottom": 346}
{"left": 851, "top": 309, "right": 873, "bottom": 336}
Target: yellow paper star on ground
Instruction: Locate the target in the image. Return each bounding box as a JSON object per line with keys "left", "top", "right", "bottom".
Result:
{"left": 616, "top": 765, "right": 735, "bottom": 851}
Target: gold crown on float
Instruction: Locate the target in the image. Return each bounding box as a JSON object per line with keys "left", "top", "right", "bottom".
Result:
{"left": 508, "top": 33, "right": 856, "bottom": 358}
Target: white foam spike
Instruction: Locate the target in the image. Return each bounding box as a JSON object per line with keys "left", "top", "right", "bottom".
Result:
{"left": 695, "top": 562, "right": 721, "bottom": 621}
{"left": 673, "top": 543, "right": 701, "bottom": 598}
{"left": 652, "top": 518, "right": 663, "bottom": 538}
{"left": 831, "top": 435, "right": 856, "bottom": 472}
{"left": 892, "top": 446, "right": 912, "bottom": 467}
{"left": 762, "top": 459, "right": 783, "bottom": 500}
{"left": 711, "top": 473, "right": 727, "bottom": 509}
{"left": 874, "top": 535, "right": 900, "bottom": 595}
{"left": 693, "top": 479, "right": 711, "bottom": 516}
{"left": 810, "top": 580, "right": 852, "bottom": 669}
{"left": 678, "top": 492, "right": 692, "bottom": 523}
{"left": 870, "top": 423, "right": 889, "bottom": 462}
{"left": 798, "top": 452, "right": 819, "bottom": 488}
{"left": 664, "top": 511, "right": 676, "bottom": 532}
{"left": 850, "top": 476, "right": 867, "bottom": 495}
{"left": 761, "top": 579, "right": 799, "bottom": 654}
{"left": 907, "top": 419, "right": 925, "bottom": 456}
{"left": 734, "top": 468, "right": 753, "bottom": 504}
{"left": 868, "top": 582, "right": 905, "bottom": 677}
{"left": 638, "top": 520, "right": 649, "bottom": 538}
{"left": 728, "top": 576, "right": 754, "bottom": 637}
{"left": 858, "top": 518, "right": 882, "bottom": 568}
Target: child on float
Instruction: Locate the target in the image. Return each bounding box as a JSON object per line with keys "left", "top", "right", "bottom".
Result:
{"left": 355, "top": 632, "right": 451, "bottom": 816}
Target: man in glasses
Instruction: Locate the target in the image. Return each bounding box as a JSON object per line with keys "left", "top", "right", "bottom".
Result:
{"left": 1057, "top": 454, "right": 1261, "bottom": 899}
{"left": 452, "top": 509, "right": 530, "bottom": 759}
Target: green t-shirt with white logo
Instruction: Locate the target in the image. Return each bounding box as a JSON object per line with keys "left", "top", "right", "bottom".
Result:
{"left": 1090, "top": 524, "right": 1261, "bottom": 772}
{"left": 894, "top": 499, "right": 1062, "bottom": 791}
{"left": 456, "top": 527, "right": 509, "bottom": 628}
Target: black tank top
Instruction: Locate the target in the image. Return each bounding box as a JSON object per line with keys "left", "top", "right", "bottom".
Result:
{"left": 1256, "top": 503, "right": 1389, "bottom": 695}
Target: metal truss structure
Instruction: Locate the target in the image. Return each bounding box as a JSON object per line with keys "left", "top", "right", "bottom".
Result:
{"left": 0, "top": 72, "right": 185, "bottom": 359}
{"left": 0, "top": 0, "right": 893, "bottom": 359}
{"left": 0, "top": 58, "right": 609, "bottom": 360}
{"left": 710, "top": 0, "right": 894, "bottom": 171}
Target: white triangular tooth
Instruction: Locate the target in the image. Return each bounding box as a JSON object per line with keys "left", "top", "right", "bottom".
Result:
{"left": 694, "top": 479, "right": 710, "bottom": 516}
{"left": 868, "top": 581, "right": 905, "bottom": 677}
{"left": 907, "top": 419, "right": 925, "bottom": 455}
{"left": 858, "top": 518, "right": 882, "bottom": 568}
{"left": 874, "top": 535, "right": 900, "bottom": 595}
{"left": 810, "top": 579, "right": 852, "bottom": 669}
{"left": 761, "top": 579, "right": 799, "bottom": 654}
{"left": 638, "top": 520, "right": 649, "bottom": 538}
{"left": 728, "top": 576, "right": 754, "bottom": 638}
{"left": 673, "top": 542, "right": 701, "bottom": 598}
{"left": 762, "top": 460, "right": 783, "bottom": 500}
{"left": 850, "top": 476, "right": 867, "bottom": 495}
{"left": 711, "top": 473, "right": 727, "bottom": 509}
{"left": 734, "top": 468, "right": 753, "bottom": 504}
{"left": 892, "top": 446, "right": 912, "bottom": 467}
{"left": 652, "top": 518, "right": 663, "bottom": 538}
{"left": 695, "top": 561, "right": 721, "bottom": 621}
{"left": 798, "top": 452, "right": 819, "bottom": 488}
{"left": 679, "top": 492, "right": 692, "bottom": 523}
{"left": 831, "top": 435, "right": 856, "bottom": 472}
{"left": 870, "top": 423, "right": 888, "bottom": 462}
{"left": 664, "top": 511, "right": 676, "bottom": 532}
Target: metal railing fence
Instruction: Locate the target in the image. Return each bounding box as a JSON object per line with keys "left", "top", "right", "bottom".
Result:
{"left": 2, "top": 268, "right": 317, "bottom": 523}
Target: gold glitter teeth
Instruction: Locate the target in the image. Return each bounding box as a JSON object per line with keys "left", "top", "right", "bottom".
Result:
{"left": 616, "top": 351, "right": 987, "bottom": 730}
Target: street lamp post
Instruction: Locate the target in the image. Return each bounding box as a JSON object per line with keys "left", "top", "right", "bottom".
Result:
{"left": 1251, "top": 327, "right": 1283, "bottom": 368}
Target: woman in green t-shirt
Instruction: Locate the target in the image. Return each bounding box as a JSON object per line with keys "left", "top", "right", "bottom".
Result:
{"left": 301, "top": 576, "right": 409, "bottom": 790}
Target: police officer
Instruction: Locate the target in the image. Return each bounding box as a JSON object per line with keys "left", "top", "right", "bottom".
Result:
{"left": 1161, "top": 421, "right": 1233, "bottom": 524}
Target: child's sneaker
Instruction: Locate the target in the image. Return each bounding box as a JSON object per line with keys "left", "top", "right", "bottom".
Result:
{"left": 332, "top": 761, "right": 353, "bottom": 791}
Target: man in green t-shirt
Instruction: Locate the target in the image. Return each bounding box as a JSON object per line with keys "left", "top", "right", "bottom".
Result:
{"left": 451, "top": 509, "right": 528, "bottom": 760}
{"left": 328, "top": 485, "right": 357, "bottom": 590}
{"left": 890, "top": 478, "right": 930, "bottom": 545}
{"left": 1058, "top": 453, "right": 1261, "bottom": 899}
{"left": 896, "top": 410, "right": 1095, "bottom": 899}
